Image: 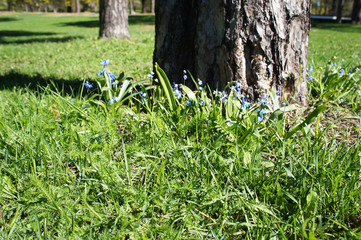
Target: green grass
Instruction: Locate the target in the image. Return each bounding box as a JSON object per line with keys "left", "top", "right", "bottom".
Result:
{"left": 0, "top": 14, "right": 361, "bottom": 239}
{"left": 309, "top": 22, "right": 361, "bottom": 67}
{"left": 0, "top": 13, "right": 155, "bottom": 85}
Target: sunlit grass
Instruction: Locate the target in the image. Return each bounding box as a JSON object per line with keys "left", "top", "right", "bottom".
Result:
{"left": 0, "top": 14, "right": 360, "bottom": 238}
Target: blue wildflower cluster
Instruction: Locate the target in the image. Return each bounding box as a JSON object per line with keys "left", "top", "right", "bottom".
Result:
{"left": 97, "top": 59, "right": 118, "bottom": 86}
{"left": 109, "top": 96, "right": 121, "bottom": 104}
{"left": 307, "top": 65, "right": 313, "bottom": 81}
{"left": 172, "top": 82, "right": 183, "bottom": 100}
{"left": 229, "top": 82, "right": 251, "bottom": 108}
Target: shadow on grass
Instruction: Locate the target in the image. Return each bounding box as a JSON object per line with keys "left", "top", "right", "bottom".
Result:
{"left": 0, "top": 16, "right": 18, "bottom": 22}
{"left": 0, "top": 30, "right": 83, "bottom": 44}
{"left": 60, "top": 14, "right": 155, "bottom": 28}
{"left": 0, "top": 71, "right": 92, "bottom": 97}
{"left": 311, "top": 22, "right": 361, "bottom": 33}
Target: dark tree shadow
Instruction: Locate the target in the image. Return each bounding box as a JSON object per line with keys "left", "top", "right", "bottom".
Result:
{"left": 0, "top": 16, "right": 18, "bottom": 22}
{"left": 60, "top": 14, "right": 155, "bottom": 28}
{"left": 0, "top": 71, "right": 93, "bottom": 97}
{"left": 0, "top": 30, "right": 56, "bottom": 37}
{"left": 0, "top": 30, "right": 83, "bottom": 44}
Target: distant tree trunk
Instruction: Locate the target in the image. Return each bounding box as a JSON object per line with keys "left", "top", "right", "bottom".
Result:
{"left": 337, "top": 0, "right": 344, "bottom": 23}
{"left": 99, "top": 0, "right": 130, "bottom": 39}
{"left": 332, "top": 0, "right": 337, "bottom": 15}
{"left": 150, "top": 0, "right": 154, "bottom": 13}
{"left": 141, "top": 0, "right": 147, "bottom": 13}
{"left": 7, "top": 0, "right": 13, "bottom": 11}
{"left": 76, "top": 0, "right": 81, "bottom": 13}
{"left": 325, "top": 0, "right": 329, "bottom": 15}
{"left": 128, "top": 0, "right": 135, "bottom": 14}
{"left": 352, "top": 0, "right": 361, "bottom": 24}
{"left": 154, "top": 1, "right": 310, "bottom": 104}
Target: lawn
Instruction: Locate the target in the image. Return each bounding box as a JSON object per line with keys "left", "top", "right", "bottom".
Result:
{"left": 0, "top": 13, "right": 360, "bottom": 239}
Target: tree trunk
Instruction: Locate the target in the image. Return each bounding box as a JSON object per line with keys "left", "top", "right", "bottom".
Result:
{"left": 7, "top": 0, "right": 13, "bottom": 11}
{"left": 332, "top": 0, "right": 337, "bottom": 15}
{"left": 150, "top": 0, "right": 154, "bottom": 13}
{"left": 76, "top": 0, "right": 81, "bottom": 13}
{"left": 337, "top": 0, "right": 344, "bottom": 23}
{"left": 352, "top": 0, "right": 361, "bottom": 24}
{"left": 129, "top": 0, "right": 135, "bottom": 15}
{"left": 99, "top": 0, "right": 130, "bottom": 39}
{"left": 154, "top": 1, "right": 310, "bottom": 104}
{"left": 142, "top": 0, "right": 147, "bottom": 13}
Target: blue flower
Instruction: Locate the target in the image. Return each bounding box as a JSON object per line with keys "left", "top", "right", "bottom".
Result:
{"left": 84, "top": 81, "right": 93, "bottom": 89}
{"left": 101, "top": 59, "right": 110, "bottom": 67}
{"left": 198, "top": 80, "right": 203, "bottom": 86}
{"left": 260, "top": 94, "right": 268, "bottom": 104}
{"left": 242, "top": 101, "right": 251, "bottom": 108}
{"left": 183, "top": 75, "right": 188, "bottom": 80}
{"left": 183, "top": 70, "right": 187, "bottom": 74}
{"left": 112, "top": 81, "right": 118, "bottom": 86}
{"left": 257, "top": 114, "right": 263, "bottom": 123}
{"left": 147, "top": 74, "right": 153, "bottom": 79}
{"left": 185, "top": 100, "right": 191, "bottom": 106}
{"left": 339, "top": 69, "right": 345, "bottom": 75}
{"left": 109, "top": 96, "right": 120, "bottom": 104}
{"left": 140, "top": 91, "right": 147, "bottom": 98}
{"left": 172, "top": 83, "right": 179, "bottom": 90}
{"left": 98, "top": 68, "right": 106, "bottom": 76}
{"left": 307, "top": 76, "right": 313, "bottom": 81}
{"left": 307, "top": 66, "right": 313, "bottom": 74}
{"left": 276, "top": 90, "right": 281, "bottom": 95}
{"left": 199, "top": 87, "right": 204, "bottom": 91}
{"left": 174, "top": 89, "right": 182, "bottom": 100}
{"left": 230, "top": 86, "right": 236, "bottom": 91}
{"left": 259, "top": 109, "right": 267, "bottom": 115}
{"left": 109, "top": 71, "right": 116, "bottom": 81}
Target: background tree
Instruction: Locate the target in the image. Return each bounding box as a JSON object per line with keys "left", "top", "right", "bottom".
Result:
{"left": 154, "top": 1, "right": 310, "bottom": 103}
{"left": 128, "top": 0, "right": 135, "bottom": 14}
{"left": 75, "top": 0, "right": 80, "bottom": 12}
{"left": 337, "top": 0, "right": 344, "bottom": 22}
{"left": 99, "top": 0, "right": 129, "bottom": 38}
{"left": 141, "top": 0, "right": 146, "bottom": 13}
{"left": 7, "top": 0, "right": 13, "bottom": 10}
{"left": 149, "top": 0, "right": 154, "bottom": 13}
{"left": 352, "top": 0, "right": 361, "bottom": 23}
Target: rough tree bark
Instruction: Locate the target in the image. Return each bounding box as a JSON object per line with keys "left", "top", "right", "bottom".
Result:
{"left": 142, "top": 0, "right": 147, "bottom": 13}
{"left": 352, "top": 0, "right": 361, "bottom": 24}
{"left": 154, "top": 1, "right": 310, "bottom": 103}
{"left": 99, "top": 0, "right": 130, "bottom": 39}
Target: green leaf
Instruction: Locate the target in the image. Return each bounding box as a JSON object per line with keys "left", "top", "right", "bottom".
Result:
{"left": 155, "top": 63, "right": 176, "bottom": 111}
{"left": 181, "top": 85, "right": 196, "bottom": 100}
{"left": 285, "top": 105, "right": 327, "bottom": 139}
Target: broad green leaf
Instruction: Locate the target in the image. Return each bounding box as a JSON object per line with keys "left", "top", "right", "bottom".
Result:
{"left": 155, "top": 63, "right": 176, "bottom": 111}
{"left": 285, "top": 105, "right": 327, "bottom": 139}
